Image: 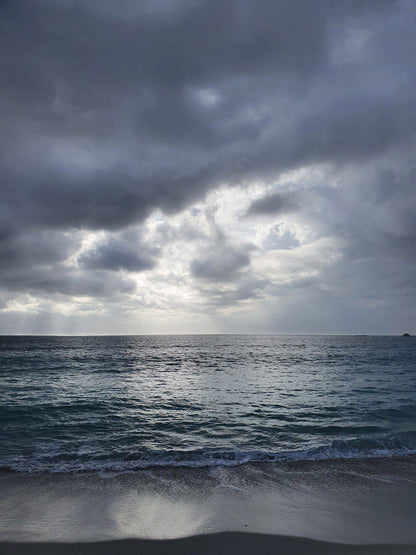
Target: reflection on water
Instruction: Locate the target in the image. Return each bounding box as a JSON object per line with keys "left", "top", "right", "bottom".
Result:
{"left": 1, "top": 458, "right": 416, "bottom": 544}
{"left": 1, "top": 335, "right": 416, "bottom": 472}
{"left": 111, "top": 492, "right": 209, "bottom": 539}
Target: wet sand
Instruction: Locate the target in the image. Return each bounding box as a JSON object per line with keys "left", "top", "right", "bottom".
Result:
{"left": 1, "top": 533, "right": 416, "bottom": 555}
{"left": 2, "top": 458, "right": 416, "bottom": 551}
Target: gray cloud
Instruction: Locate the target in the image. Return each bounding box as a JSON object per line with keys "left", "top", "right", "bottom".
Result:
{"left": 0, "top": 264, "right": 136, "bottom": 298}
{"left": 26, "top": 271, "right": 137, "bottom": 297}
{"left": 244, "top": 192, "right": 298, "bottom": 217}
{"left": 0, "top": 230, "right": 137, "bottom": 298}
{"left": 2, "top": 0, "right": 412, "bottom": 235}
{"left": 0, "top": 0, "right": 415, "bottom": 330}
{"left": 197, "top": 277, "right": 268, "bottom": 307}
{"left": 191, "top": 243, "right": 252, "bottom": 282}
{"left": 0, "top": 231, "right": 76, "bottom": 270}
{"left": 78, "top": 238, "right": 157, "bottom": 272}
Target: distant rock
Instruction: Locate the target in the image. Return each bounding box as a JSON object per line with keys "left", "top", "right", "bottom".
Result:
{"left": 403, "top": 333, "right": 411, "bottom": 337}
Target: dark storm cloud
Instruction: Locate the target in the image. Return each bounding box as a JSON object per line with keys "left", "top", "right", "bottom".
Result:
{"left": 0, "top": 170, "right": 204, "bottom": 232}
{"left": 1, "top": 0, "right": 404, "bottom": 232}
{"left": 0, "top": 0, "right": 330, "bottom": 238}
{"left": 0, "top": 0, "right": 327, "bottom": 108}
{"left": 244, "top": 192, "right": 298, "bottom": 217}
{"left": 0, "top": 231, "right": 75, "bottom": 270}
{"left": 0, "top": 230, "right": 137, "bottom": 297}
{"left": 0, "top": 0, "right": 415, "bottom": 313}
{"left": 0, "top": 262, "right": 136, "bottom": 298}
{"left": 78, "top": 238, "right": 157, "bottom": 272}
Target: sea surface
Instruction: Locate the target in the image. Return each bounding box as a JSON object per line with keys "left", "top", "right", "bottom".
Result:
{"left": 1, "top": 334, "right": 416, "bottom": 474}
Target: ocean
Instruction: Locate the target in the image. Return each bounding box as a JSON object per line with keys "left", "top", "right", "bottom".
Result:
{"left": 1, "top": 334, "right": 416, "bottom": 544}
{"left": 1, "top": 334, "right": 416, "bottom": 472}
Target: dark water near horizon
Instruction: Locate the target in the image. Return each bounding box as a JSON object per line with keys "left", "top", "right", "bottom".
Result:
{"left": 1, "top": 335, "right": 416, "bottom": 473}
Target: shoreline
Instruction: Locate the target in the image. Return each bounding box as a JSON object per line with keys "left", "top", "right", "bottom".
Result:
{"left": 2, "top": 533, "right": 416, "bottom": 555}
{"left": 1, "top": 456, "right": 416, "bottom": 546}
{"left": 1, "top": 452, "right": 415, "bottom": 476}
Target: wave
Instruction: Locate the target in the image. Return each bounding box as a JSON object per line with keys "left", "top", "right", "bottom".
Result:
{"left": 2, "top": 436, "right": 416, "bottom": 473}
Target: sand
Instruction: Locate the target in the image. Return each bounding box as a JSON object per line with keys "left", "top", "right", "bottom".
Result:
{"left": 1, "top": 533, "right": 416, "bottom": 555}
{"left": 2, "top": 458, "right": 416, "bottom": 552}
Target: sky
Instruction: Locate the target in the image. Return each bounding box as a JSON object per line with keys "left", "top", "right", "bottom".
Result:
{"left": 0, "top": 0, "right": 415, "bottom": 335}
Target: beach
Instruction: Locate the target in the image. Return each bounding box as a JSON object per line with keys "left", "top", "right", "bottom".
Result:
{"left": 1, "top": 457, "right": 416, "bottom": 553}
{"left": 1, "top": 336, "right": 416, "bottom": 553}
{"left": 2, "top": 532, "right": 416, "bottom": 555}
{"left": 2, "top": 336, "right": 416, "bottom": 553}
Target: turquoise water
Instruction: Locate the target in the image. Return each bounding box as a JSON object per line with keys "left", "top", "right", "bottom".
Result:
{"left": 1, "top": 335, "right": 416, "bottom": 472}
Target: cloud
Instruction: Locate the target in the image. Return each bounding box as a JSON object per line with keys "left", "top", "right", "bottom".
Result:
{"left": 0, "top": 230, "right": 137, "bottom": 298}
{"left": 0, "top": 0, "right": 415, "bottom": 332}
{"left": 2, "top": 0, "right": 410, "bottom": 237}
{"left": 0, "top": 264, "right": 137, "bottom": 298}
{"left": 244, "top": 192, "right": 298, "bottom": 217}
{"left": 0, "top": 231, "right": 76, "bottom": 270}
{"left": 78, "top": 238, "right": 157, "bottom": 272}
{"left": 190, "top": 243, "right": 251, "bottom": 282}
